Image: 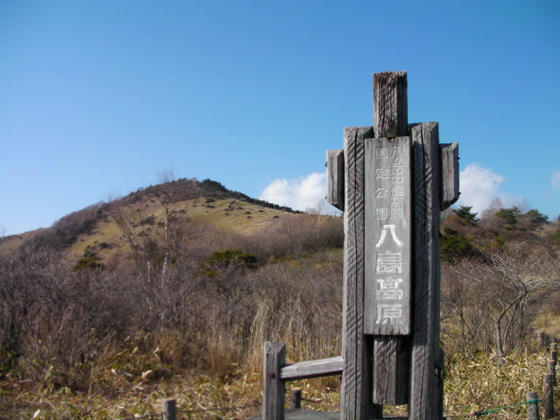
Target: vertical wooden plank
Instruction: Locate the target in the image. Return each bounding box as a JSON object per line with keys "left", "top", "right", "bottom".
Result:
{"left": 365, "top": 137, "right": 411, "bottom": 405}
{"left": 372, "top": 336, "right": 410, "bottom": 404}
{"left": 341, "top": 126, "right": 381, "bottom": 420}
{"left": 440, "top": 143, "right": 460, "bottom": 210}
{"left": 432, "top": 129, "right": 443, "bottom": 420}
{"left": 264, "top": 342, "right": 286, "bottom": 420}
{"left": 409, "top": 122, "right": 442, "bottom": 420}
{"left": 364, "top": 136, "right": 412, "bottom": 335}
{"left": 527, "top": 391, "right": 541, "bottom": 420}
{"left": 327, "top": 149, "right": 345, "bottom": 211}
{"left": 369, "top": 71, "right": 411, "bottom": 406}
{"left": 374, "top": 72, "right": 408, "bottom": 138}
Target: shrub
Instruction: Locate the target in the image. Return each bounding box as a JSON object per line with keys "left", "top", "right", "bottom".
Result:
{"left": 205, "top": 249, "right": 257, "bottom": 270}
{"left": 441, "top": 227, "right": 476, "bottom": 263}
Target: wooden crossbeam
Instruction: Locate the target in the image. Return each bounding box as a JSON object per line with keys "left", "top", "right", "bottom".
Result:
{"left": 280, "top": 356, "right": 343, "bottom": 380}
{"left": 326, "top": 149, "right": 345, "bottom": 210}
{"left": 440, "top": 143, "right": 460, "bottom": 210}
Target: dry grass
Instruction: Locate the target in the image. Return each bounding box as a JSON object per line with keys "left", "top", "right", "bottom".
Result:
{"left": 1, "top": 368, "right": 264, "bottom": 419}
{"left": 2, "top": 196, "right": 559, "bottom": 419}
{"left": 445, "top": 350, "right": 557, "bottom": 419}
{"left": 67, "top": 198, "right": 298, "bottom": 266}
{"left": 2, "top": 344, "right": 557, "bottom": 419}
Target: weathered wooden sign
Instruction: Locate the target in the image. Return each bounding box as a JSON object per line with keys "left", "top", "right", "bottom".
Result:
{"left": 262, "top": 70, "right": 461, "bottom": 420}
{"left": 364, "top": 136, "right": 411, "bottom": 335}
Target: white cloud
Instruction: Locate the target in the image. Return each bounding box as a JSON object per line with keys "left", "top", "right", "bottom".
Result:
{"left": 457, "top": 163, "right": 526, "bottom": 215}
{"left": 261, "top": 165, "right": 530, "bottom": 217}
{"left": 551, "top": 171, "right": 560, "bottom": 191}
{"left": 457, "top": 164, "right": 503, "bottom": 214}
{"left": 260, "top": 172, "right": 330, "bottom": 213}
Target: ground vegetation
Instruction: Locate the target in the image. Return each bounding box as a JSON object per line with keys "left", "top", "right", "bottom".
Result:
{"left": 0, "top": 184, "right": 558, "bottom": 419}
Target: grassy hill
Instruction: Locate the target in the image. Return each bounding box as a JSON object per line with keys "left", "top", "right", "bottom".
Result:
{"left": 1, "top": 178, "right": 328, "bottom": 269}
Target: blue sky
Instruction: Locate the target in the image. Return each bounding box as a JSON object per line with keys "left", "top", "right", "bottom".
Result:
{"left": 1, "top": 1, "right": 559, "bottom": 235}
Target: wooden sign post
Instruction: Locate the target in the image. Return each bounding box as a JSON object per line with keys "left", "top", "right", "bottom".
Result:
{"left": 262, "top": 70, "right": 459, "bottom": 420}
{"left": 329, "top": 71, "right": 459, "bottom": 419}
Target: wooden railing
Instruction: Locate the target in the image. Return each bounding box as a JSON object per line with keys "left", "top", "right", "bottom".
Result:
{"left": 281, "top": 355, "right": 344, "bottom": 381}
{"left": 263, "top": 342, "right": 343, "bottom": 420}
{"left": 263, "top": 341, "right": 559, "bottom": 420}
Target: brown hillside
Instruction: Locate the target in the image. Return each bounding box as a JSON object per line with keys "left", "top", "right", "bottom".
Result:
{"left": 1, "top": 178, "right": 343, "bottom": 270}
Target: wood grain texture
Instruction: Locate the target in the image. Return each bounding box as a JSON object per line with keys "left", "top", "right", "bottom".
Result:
{"left": 281, "top": 356, "right": 343, "bottom": 381}
{"left": 409, "top": 122, "right": 442, "bottom": 420}
{"left": 364, "top": 136, "right": 412, "bottom": 335}
{"left": 368, "top": 72, "right": 411, "bottom": 408}
{"left": 527, "top": 391, "right": 541, "bottom": 420}
{"left": 440, "top": 143, "right": 459, "bottom": 210}
{"left": 374, "top": 72, "right": 408, "bottom": 138}
{"left": 366, "top": 137, "right": 412, "bottom": 404}
{"left": 341, "top": 126, "right": 381, "bottom": 420}
{"left": 264, "top": 342, "right": 286, "bottom": 420}
{"left": 372, "top": 336, "right": 409, "bottom": 405}
{"left": 327, "top": 149, "right": 345, "bottom": 211}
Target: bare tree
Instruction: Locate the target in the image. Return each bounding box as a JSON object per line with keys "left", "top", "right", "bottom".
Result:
{"left": 110, "top": 205, "right": 145, "bottom": 263}
{"left": 487, "top": 243, "right": 559, "bottom": 362}
{"left": 157, "top": 169, "right": 176, "bottom": 286}
{"left": 445, "top": 242, "right": 560, "bottom": 364}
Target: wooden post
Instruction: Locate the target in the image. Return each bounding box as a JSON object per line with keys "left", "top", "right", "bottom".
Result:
{"left": 369, "top": 71, "right": 411, "bottom": 407}
{"left": 543, "top": 374, "right": 554, "bottom": 419}
{"left": 163, "top": 399, "right": 176, "bottom": 420}
{"left": 341, "top": 126, "right": 382, "bottom": 420}
{"left": 264, "top": 342, "right": 286, "bottom": 420}
{"left": 549, "top": 359, "right": 556, "bottom": 387}
{"left": 291, "top": 388, "right": 302, "bottom": 409}
{"left": 409, "top": 121, "right": 442, "bottom": 420}
{"left": 527, "top": 391, "right": 541, "bottom": 420}
{"left": 338, "top": 70, "right": 450, "bottom": 419}
{"left": 374, "top": 71, "right": 408, "bottom": 138}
